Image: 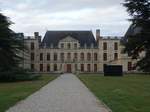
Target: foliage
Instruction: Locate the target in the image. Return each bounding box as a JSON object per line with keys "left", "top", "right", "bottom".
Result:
{"left": 0, "top": 12, "right": 25, "bottom": 72}
{"left": 123, "top": 0, "right": 150, "bottom": 71}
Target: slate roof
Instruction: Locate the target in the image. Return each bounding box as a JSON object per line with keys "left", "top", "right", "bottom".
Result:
{"left": 122, "top": 25, "right": 142, "bottom": 43}
{"left": 41, "top": 31, "right": 97, "bottom": 48}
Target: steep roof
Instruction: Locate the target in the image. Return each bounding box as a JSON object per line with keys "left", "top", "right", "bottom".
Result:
{"left": 41, "top": 31, "right": 97, "bottom": 48}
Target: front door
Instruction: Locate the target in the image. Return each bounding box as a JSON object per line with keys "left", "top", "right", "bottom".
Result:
{"left": 67, "top": 64, "right": 72, "bottom": 73}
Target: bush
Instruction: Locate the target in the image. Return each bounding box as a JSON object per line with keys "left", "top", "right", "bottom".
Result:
{"left": 0, "top": 68, "right": 41, "bottom": 82}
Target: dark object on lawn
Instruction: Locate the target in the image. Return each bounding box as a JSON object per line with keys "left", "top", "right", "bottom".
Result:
{"left": 104, "top": 64, "right": 123, "bottom": 76}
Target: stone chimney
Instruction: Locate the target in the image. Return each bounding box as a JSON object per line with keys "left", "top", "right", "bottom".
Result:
{"left": 96, "top": 29, "right": 100, "bottom": 41}
{"left": 34, "top": 32, "right": 39, "bottom": 38}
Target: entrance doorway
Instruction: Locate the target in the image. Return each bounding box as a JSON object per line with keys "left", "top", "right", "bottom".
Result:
{"left": 66, "top": 64, "right": 72, "bottom": 73}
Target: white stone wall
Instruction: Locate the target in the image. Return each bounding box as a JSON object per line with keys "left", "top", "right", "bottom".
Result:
{"left": 23, "top": 34, "right": 137, "bottom": 73}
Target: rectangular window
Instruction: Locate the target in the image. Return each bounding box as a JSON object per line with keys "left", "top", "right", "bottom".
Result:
{"left": 81, "top": 64, "right": 84, "bottom": 72}
{"left": 40, "top": 53, "right": 43, "bottom": 61}
{"left": 74, "top": 53, "right": 78, "bottom": 60}
{"left": 47, "top": 53, "right": 50, "bottom": 61}
{"left": 74, "top": 43, "right": 77, "bottom": 49}
{"left": 54, "top": 53, "right": 57, "bottom": 61}
{"left": 68, "top": 43, "right": 71, "bottom": 49}
{"left": 40, "top": 64, "right": 43, "bottom": 72}
{"left": 94, "top": 64, "right": 97, "bottom": 72}
{"left": 61, "top": 43, "right": 64, "bottom": 48}
{"left": 103, "top": 53, "right": 107, "bottom": 61}
{"left": 31, "top": 64, "right": 34, "bottom": 70}
{"left": 31, "top": 53, "right": 34, "bottom": 61}
{"left": 114, "top": 53, "right": 118, "bottom": 60}
{"left": 114, "top": 42, "right": 118, "bottom": 50}
{"left": 103, "top": 42, "right": 107, "bottom": 50}
{"left": 31, "top": 42, "right": 34, "bottom": 50}
{"left": 94, "top": 53, "right": 98, "bottom": 61}
{"left": 60, "top": 53, "right": 64, "bottom": 61}
{"left": 128, "top": 62, "right": 132, "bottom": 71}
{"left": 87, "top": 64, "right": 91, "bottom": 72}
{"left": 47, "top": 64, "right": 50, "bottom": 72}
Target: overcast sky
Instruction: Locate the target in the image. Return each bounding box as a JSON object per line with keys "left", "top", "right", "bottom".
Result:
{"left": 0, "top": 0, "right": 131, "bottom": 37}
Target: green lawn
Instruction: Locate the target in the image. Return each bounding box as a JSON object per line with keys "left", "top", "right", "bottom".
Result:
{"left": 0, "top": 74, "right": 58, "bottom": 112}
{"left": 78, "top": 74, "right": 150, "bottom": 112}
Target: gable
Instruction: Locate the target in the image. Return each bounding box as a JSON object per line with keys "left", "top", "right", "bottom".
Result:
{"left": 41, "top": 31, "right": 97, "bottom": 48}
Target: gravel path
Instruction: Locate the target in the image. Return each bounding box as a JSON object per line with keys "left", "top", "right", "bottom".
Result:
{"left": 6, "top": 74, "right": 111, "bottom": 112}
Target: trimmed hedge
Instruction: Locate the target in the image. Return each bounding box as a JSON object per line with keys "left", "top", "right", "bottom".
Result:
{"left": 0, "top": 68, "right": 41, "bottom": 82}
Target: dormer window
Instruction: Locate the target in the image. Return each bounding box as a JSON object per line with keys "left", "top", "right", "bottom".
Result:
{"left": 74, "top": 43, "right": 77, "bottom": 49}
{"left": 61, "top": 43, "right": 64, "bottom": 48}
{"left": 68, "top": 43, "right": 71, "bottom": 49}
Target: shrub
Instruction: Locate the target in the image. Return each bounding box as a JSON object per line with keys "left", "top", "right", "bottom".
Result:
{"left": 0, "top": 68, "right": 41, "bottom": 82}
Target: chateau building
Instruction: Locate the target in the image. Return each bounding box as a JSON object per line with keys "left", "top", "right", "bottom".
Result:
{"left": 23, "top": 29, "right": 136, "bottom": 73}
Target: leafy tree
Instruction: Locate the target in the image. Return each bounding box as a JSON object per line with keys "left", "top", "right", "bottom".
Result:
{"left": 0, "top": 12, "right": 24, "bottom": 72}
{"left": 123, "top": 0, "right": 150, "bottom": 72}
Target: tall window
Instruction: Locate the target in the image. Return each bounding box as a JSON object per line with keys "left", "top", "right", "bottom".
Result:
{"left": 40, "top": 64, "right": 43, "bottom": 72}
{"left": 103, "top": 53, "right": 107, "bottom": 61}
{"left": 103, "top": 42, "right": 107, "bottom": 50}
{"left": 31, "top": 53, "right": 34, "bottom": 61}
{"left": 81, "top": 64, "right": 84, "bottom": 72}
{"left": 40, "top": 53, "right": 43, "bottom": 61}
{"left": 60, "top": 53, "right": 64, "bottom": 61}
{"left": 74, "top": 43, "right": 77, "bottom": 49}
{"left": 68, "top": 43, "right": 71, "bottom": 49}
{"left": 47, "top": 64, "right": 50, "bottom": 72}
{"left": 61, "top": 43, "right": 64, "bottom": 48}
{"left": 67, "top": 53, "right": 71, "bottom": 60}
{"left": 94, "top": 53, "right": 98, "bottom": 61}
{"left": 54, "top": 64, "right": 57, "bottom": 71}
{"left": 114, "top": 42, "right": 118, "bottom": 50}
{"left": 31, "top": 64, "right": 34, "bottom": 70}
{"left": 94, "top": 64, "right": 97, "bottom": 72}
{"left": 54, "top": 53, "right": 57, "bottom": 61}
{"left": 75, "top": 64, "right": 77, "bottom": 70}
{"left": 114, "top": 53, "right": 118, "bottom": 60}
{"left": 31, "top": 42, "right": 34, "bottom": 50}
{"left": 47, "top": 53, "right": 50, "bottom": 61}
{"left": 128, "top": 62, "right": 132, "bottom": 71}
{"left": 81, "top": 53, "right": 84, "bottom": 61}
{"left": 87, "top": 53, "right": 91, "bottom": 61}
{"left": 74, "top": 53, "right": 78, "bottom": 60}
{"left": 87, "top": 64, "right": 91, "bottom": 72}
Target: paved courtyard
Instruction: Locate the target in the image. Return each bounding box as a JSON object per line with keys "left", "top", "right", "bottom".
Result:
{"left": 6, "top": 74, "right": 111, "bottom": 112}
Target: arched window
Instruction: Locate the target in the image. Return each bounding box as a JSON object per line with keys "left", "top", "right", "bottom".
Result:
{"left": 94, "top": 53, "right": 98, "bottom": 61}
{"left": 87, "top": 53, "right": 91, "bottom": 61}
{"left": 103, "top": 42, "right": 107, "bottom": 50}
{"left": 54, "top": 64, "right": 57, "bottom": 71}
{"left": 87, "top": 64, "right": 91, "bottom": 72}
{"left": 80, "top": 53, "right": 84, "bottom": 60}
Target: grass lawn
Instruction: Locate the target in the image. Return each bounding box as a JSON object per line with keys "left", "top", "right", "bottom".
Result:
{"left": 0, "top": 74, "right": 58, "bottom": 112}
{"left": 78, "top": 74, "right": 150, "bottom": 112}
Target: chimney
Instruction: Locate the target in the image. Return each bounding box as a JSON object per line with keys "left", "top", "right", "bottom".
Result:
{"left": 34, "top": 32, "right": 39, "bottom": 38}
{"left": 96, "top": 29, "right": 100, "bottom": 41}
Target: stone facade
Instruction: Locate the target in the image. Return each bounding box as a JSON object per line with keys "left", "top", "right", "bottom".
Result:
{"left": 23, "top": 30, "right": 136, "bottom": 73}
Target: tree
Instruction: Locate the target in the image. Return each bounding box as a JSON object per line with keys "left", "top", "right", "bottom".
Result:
{"left": 0, "top": 12, "right": 24, "bottom": 72}
{"left": 123, "top": 0, "right": 150, "bottom": 72}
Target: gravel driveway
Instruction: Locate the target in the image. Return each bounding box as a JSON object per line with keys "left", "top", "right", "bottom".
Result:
{"left": 6, "top": 73, "right": 111, "bottom": 112}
